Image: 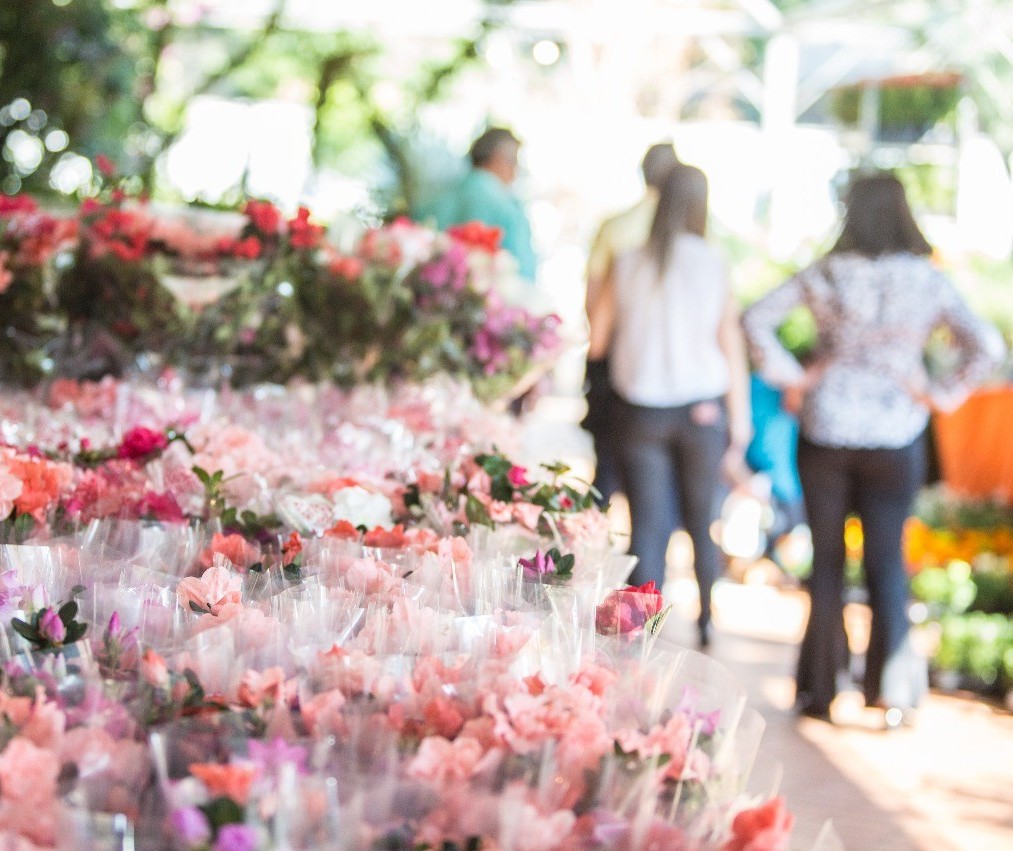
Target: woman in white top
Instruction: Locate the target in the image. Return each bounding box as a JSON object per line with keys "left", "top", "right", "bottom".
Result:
{"left": 588, "top": 163, "right": 752, "bottom": 648}
{"left": 743, "top": 173, "right": 1003, "bottom": 724}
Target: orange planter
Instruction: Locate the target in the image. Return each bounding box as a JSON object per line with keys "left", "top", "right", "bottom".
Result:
{"left": 933, "top": 386, "right": 1013, "bottom": 505}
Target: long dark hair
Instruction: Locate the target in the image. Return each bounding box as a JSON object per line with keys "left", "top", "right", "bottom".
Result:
{"left": 646, "top": 163, "right": 708, "bottom": 277}
{"left": 831, "top": 173, "right": 932, "bottom": 257}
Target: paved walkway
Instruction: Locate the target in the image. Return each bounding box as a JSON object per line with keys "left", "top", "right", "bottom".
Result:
{"left": 521, "top": 398, "right": 1013, "bottom": 851}
{"left": 680, "top": 581, "right": 1013, "bottom": 851}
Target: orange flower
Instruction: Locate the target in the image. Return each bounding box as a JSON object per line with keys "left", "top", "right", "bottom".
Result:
{"left": 188, "top": 762, "right": 258, "bottom": 805}
{"left": 363, "top": 524, "right": 407, "bottom": 549}
{"left": 199, "top": 532, "right": 260, "bottom": 570}
{"left": 324, "top": 520, "right": 360, "bottom": 541}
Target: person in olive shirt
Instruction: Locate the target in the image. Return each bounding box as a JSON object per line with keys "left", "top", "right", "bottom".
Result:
{"left": 435, "top": 127, "right": 537, "bottom": 282}
{"left": 583, "top": 143, "right": 679, "bottom": 505}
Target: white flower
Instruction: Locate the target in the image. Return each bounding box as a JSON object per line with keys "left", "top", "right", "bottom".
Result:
{"left": 331, "top": 486, "right": 393, "bottom": 530}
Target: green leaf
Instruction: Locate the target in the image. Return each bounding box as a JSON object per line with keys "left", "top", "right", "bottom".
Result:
{"left": 58, "top": 600, "right": 78, "bottom": 624}
{"left": 465, "top": 494, "right": 493, "bottom": 528}
{"left": 189, "top": 601, "right": 209, "bottom": 614}
{"left": 65, "top": 623, "right": 88, "bottom": 644}
{"left": 247, "top": 561, "right": 265, "bottom": 574}
{"left": 12, "top": 513, "right": 34, "bottom": 543}
{"left": 646, "top": 604, "right": 674, "bottom": 636}
{"left": 10, "top": 618, "right": 38, "bottom": 643}
{"left": 540, "top": 461, "right": 571, "bottom": 477}
{"left": 199, "top": 796, "right": 244, "bottom": 830}
{"left": 555, "top": 554, "right": 576, "bottom": 577}
{"left": 192, "top": 466, "right": 211, "bottom": 486}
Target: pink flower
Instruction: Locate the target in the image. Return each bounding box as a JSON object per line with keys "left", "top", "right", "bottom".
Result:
{"left": 177, "top": 564, "right": 243, "bottom": 616}
{"left": 140, "top": 648, "right": 169, "bottom": 688}
{"left": 236, "top": 667, "right": 289, "bottom": 708}
{"left": 19, "top": 695, "right": 65, "bottom": 751}
{"left": 723, "top": 797, "right": 795, "bottom": 851}
{"left": 595, "top": 581, "right": 664, "bottom": 635}
{"left": 0, "top": 737, "right": 60, "bottom": 804}
{"left": 0, "top": 251, "right": 12, "bottom": 295}
{"left": 136, "top": 491, "right": 186, "bottom": 522}
{"left": 37, "top": 608, "right": 65, "bottom": 644}
{"left": 199, "top": 532, "right": 260, "bottom": 570}
{"left": 518, "top": 550, "right": 555, "bottom": 581}
{"left": 505, "top": 798, "right": 577, "bottom": 851}
{"left": 511, "top": 501, "right": 543, "bottom": 531}
{"left": 507, "top": 465, "right": 529, "bottom": 487}
{"left": 118, "top": 426, "right": 169, "bottom": 460}
{"left": 0, "top": 462, "right": 23, "bottom": 520}
{"left": 407, "top": 736, "right": 484, "bottom": 786}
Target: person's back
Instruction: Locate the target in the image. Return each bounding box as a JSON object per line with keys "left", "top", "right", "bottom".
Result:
{"left": 747, "top": 249, "right": 1003, "bottom": 448}
{"left": 609, "top": 234, "right": 730, "bottom": 407}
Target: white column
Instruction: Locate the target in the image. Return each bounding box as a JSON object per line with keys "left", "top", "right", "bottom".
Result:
{"left": 761, "top": 33, "right": 800, "bottom": 259}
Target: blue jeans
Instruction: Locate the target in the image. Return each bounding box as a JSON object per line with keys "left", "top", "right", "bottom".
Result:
{"left": 614, "top": 396, "right": 728, "bottom": 627}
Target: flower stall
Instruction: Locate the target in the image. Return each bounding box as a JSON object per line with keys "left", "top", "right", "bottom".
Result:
{"left": 0, "top": 379, "right": 796, "bottom": 849}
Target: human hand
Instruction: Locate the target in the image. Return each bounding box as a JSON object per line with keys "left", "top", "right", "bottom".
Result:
{"left": 782, "top": 365, "right": 824, "bottom": 415}
{"left": 721, "top": 444, "right": 752, "bottom": 487}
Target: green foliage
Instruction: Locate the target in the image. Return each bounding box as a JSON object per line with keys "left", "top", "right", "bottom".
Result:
{"left": 0, "top": 0, "right": 137, "bottom": 192}
{"left": 831, "top": 84, "right": 960, "bottom": 133}
{"left": 935, "top": 612, "right": 1013, "bottom": 689}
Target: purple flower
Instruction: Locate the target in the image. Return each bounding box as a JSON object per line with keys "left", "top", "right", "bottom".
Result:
{"left": 0, "top": 570, "right": 17, "bottom": 615}
{"left": 214, "top": 824, "right": 258, "bottom": 851}
{"left": 170, "top": 807, "right": 211, "bottom": 848}
{"left": 519, "top": 550, "right": 555, "bottom": 581}
{"left": 675, "top": 686, "right": 722, "bottom": 737}
{"left": 247, "top": 737, "right": 308, "bottom": 775}
{"left": 106, "top": 611, "right": 121, "bottom": 639}
{"left": 38, "top": 608, "right": 65, "bottom": 643}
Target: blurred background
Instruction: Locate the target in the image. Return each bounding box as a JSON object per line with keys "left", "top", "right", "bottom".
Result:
{"left": 4, "top": 0, "right": 1013, "bottom": 362}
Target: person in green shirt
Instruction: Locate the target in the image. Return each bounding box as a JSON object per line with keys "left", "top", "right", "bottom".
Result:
{"left": 434, "top": 127, "right": 537, "bottom": 282}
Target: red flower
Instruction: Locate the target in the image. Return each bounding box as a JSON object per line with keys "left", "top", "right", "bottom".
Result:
{"left": 136, "top": 491, "right": 185, "bottom": 523}
{"left": 244, "top": 200, "right": 283, "bottom": 236}
{"left": 288, "top": 206, "right": 324, "bottom": 250}
{"left": 363, "top": 524, "right": 408, "bottom": 549}
{"left": 328, "top": 255, "right": 364, "bottom": 280}
{"left": 95, "top": 155, "right": 117, "bottom": 178}
{"left": 282, "top": 531, "right": 302, "bottom": 565}
{"left": 723, "top": 797, "right": 795, "bottom": 851}
{"left": 447, "top": 220, "right": 502, "bottom": 252}
{"left": 0, "top": 194, "right": 38, "bottom": 217}
{"left": 324, "top": 520, "right": 361, "bottom": 541}
{"left": 118, "top": 426, "right": 169, "bottom": 460}
{"left": 233, "top": 236, "right": 262, "bottom": 259}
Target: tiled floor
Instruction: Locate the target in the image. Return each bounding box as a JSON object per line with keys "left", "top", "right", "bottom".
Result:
{"left": 521, "top": 398, "right": 1013, "bottom": 851}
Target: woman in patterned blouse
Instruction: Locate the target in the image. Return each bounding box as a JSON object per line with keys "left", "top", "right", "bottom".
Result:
{"left": 743, "top": 173, "right": 1004, "bottom": 725}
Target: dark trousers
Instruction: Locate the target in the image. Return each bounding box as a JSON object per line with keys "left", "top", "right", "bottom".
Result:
{"left": 582, "top": 358, "right": 624, "bottom": 506}
{"left": 614, "top": 396, "right": 727, "bottom": 627}
{"left": 795, "top": 433, "right": 927, "bottom": 712}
